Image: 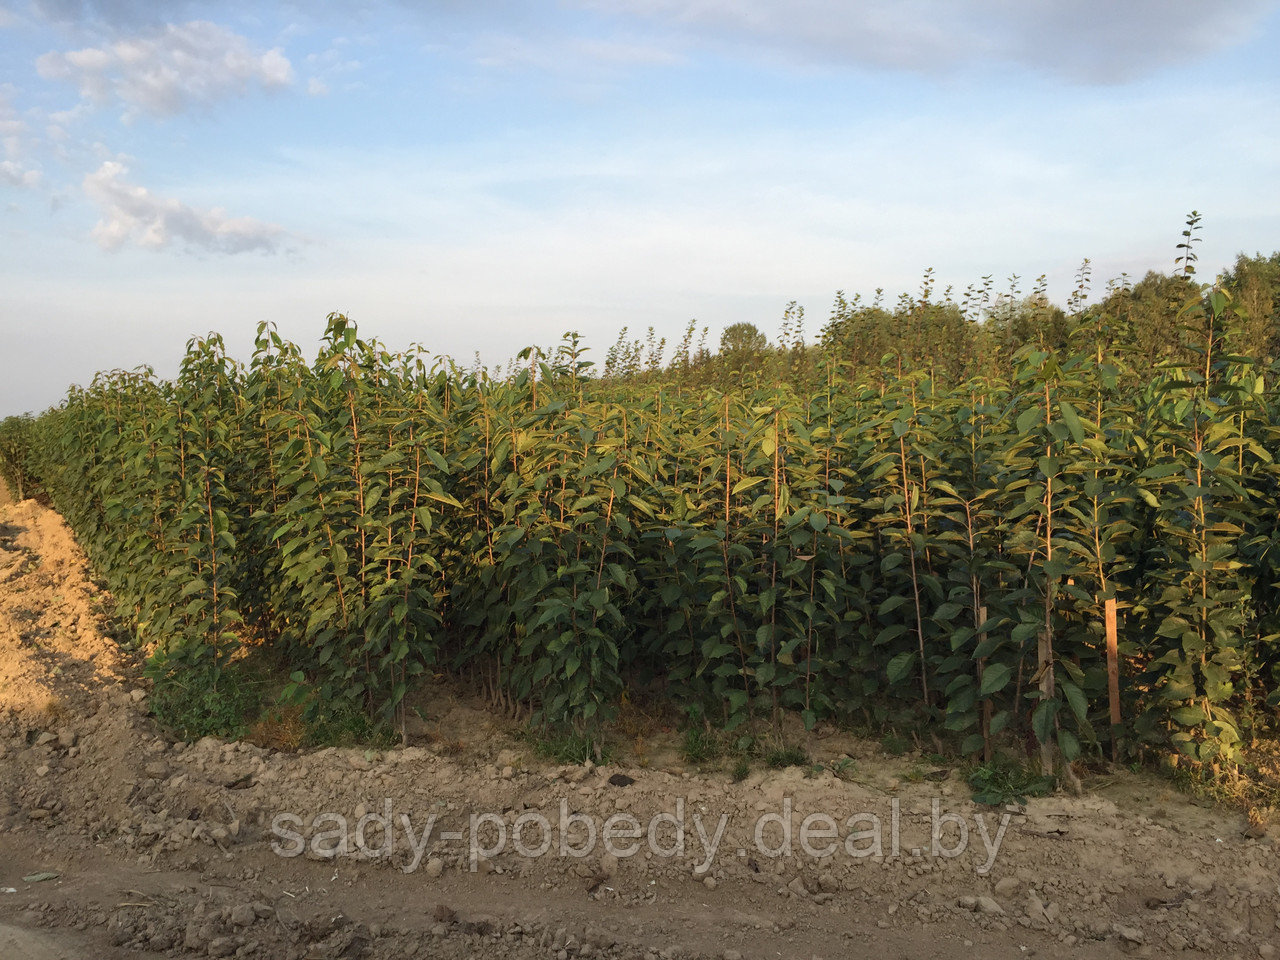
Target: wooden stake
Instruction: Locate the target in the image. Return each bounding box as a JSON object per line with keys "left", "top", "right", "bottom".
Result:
{"left": 1105, "top": 597, "right": 1120, "bottom": 761}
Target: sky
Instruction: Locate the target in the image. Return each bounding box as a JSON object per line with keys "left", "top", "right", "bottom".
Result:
{"left": 2, "top": 0, "right": 1279, "bottom": 415}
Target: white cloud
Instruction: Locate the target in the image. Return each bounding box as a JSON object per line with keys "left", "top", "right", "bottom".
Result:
{"left": 303, "top": 43, "right": 362, "bottom": 95}
{"left": 0, "top": 160, "right": 41, "bottom": 188}
{"left": 37, "top": 20, "right": 294, "bottom": 118}
{"left": 474, "top": 34, "right": 684, "bottom": 74}
{"left": 0, "top": 87, "right": 28, "bottom": 158}
{"left": 83, "top": 160, "right": 290, "bottom": 254}
{"left": 581, "top": 0, "right": 1278, "bottom": 81}
{"left": 32, "top": 0, "right": 196, "bottom": 29}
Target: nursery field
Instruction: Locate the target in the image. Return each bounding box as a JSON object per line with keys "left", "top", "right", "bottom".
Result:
{"left": 3, "top": 250, "right": 1280, "bottom": 957}
{"left": 4, "top": 279, "right": 1280, "bottom": 781}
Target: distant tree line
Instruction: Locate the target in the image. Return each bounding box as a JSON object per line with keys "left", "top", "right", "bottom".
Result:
{"left": 590, "top": 250, "right": 1280, "bottom": 391}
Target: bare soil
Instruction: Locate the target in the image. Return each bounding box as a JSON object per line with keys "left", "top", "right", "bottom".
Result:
{"left": 1, "top": 484, "right": 1278, "bottom": 960}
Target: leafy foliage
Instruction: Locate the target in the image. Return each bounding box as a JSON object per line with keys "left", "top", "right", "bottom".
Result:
{"left": 0, "top": 415, "right": 39, "bottom": 502}
{"left": 18, "top": 234, "right": 1280, "bottom": 779}
{"left": 967, "top": 758, "right": 1056, "bottom": 806}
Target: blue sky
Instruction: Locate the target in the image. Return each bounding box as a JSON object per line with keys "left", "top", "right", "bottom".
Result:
{"left": 2, "top": 0, "right": 1279, "bottom": 415}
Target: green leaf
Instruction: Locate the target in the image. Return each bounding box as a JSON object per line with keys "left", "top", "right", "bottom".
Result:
{"left": 1016, "top": 406, "right": 1041, "bottom": 435}
{"left": 1032, "top": 700, "right": 1058, "bottom": 744}
{"left": 1058, "top": 400, "right": 1084, "bottom": 444}
{"left": 880, "top": 552, "right": 905, "bottom": 574}
{"left": 1062, "top": 681, "right": 1089, "bottom": 723}
{"left": 1057, "top": 728, "right": 1080, "bottom": 762}
{"left": 424, "top": 447, "right": 449, "bottom": 472}
{"left": 886, "top": 651, "right": 916, "bottom": 685}
{"left": 422, "top": 490, "right": 463, "bottom": 509}
{"left": 979, "top": 663, "right": 1011, "bottom": 696}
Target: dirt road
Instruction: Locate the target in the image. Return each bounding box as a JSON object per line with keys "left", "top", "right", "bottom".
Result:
{"left": 1, "top": 488, "right": 1277, "bottom": 959}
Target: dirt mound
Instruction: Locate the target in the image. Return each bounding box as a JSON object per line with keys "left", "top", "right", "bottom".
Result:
{"left": 0, "top": 497, "right": 134, "bottom": 719}
{"left": 2, "top": 491, "right": 1279, "bottom": 959}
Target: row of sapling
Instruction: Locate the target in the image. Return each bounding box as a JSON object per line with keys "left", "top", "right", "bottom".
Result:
{"left": 12, "top": 249, "right": 1278, "bottom": 784}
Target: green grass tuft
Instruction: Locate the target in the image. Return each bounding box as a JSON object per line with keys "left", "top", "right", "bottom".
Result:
{"left": 765, "top": 745, "right": 809, "bottom": 768}
{"left": 147, "top": 659, "right": 262, "bottom": 742}
{"left": 966, "top": 757, "right": 1054, "bottom": 806}
{"left": 682, "top": 726, "right": 721, "bottom": 764}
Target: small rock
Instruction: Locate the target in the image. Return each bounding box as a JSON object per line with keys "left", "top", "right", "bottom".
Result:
{"left": 34, "top": 732, "right": 57, "bottom": 748}
{"left": 207, "top": 936, "right": 236, "bottom": 958}
{"left": 230, "top": 904, "right": 256, "bottom": 927}
{"left": 129, "top": 688, "right": 146, "bottom": 703}
{"left": 1025, "top": 890, "right": 1058, "bottom": 924}
{"left": 143, "top": 761, "right": 168, "bottom": 779}
{"left": 1112, "top": 923, "right": 1144, "bottom": 945}
{"left": 1186, "top": 873, "right": 1214, "bottom": 894}
{"left": 976, "top": 896, "right": 1004, "bottom": 916}
{"left": 501, "top": 765, "right": 514, "bottom": 779}
{"left": 183, "top": 921, "right": 205, "bottom": 951}
{"left": 56, "top": 729, "right": 78, "bottom": 749}
{"left": 599, "top": 853, "right": 618, "bottom": 878}
{"left": 786, "top": 876, "right": 808, "bottom": 898}
{"left": 424, "top": 858, "right": 444, "bottom": 879}
{"left": 994, "top": 877, "right": 1021, "bottom": 898}
{"left": 703, "top": 877, "right": 717, "bottom": 891}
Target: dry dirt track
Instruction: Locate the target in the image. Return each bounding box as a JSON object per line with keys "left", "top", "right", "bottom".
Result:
{"left": 1, "top": 484, "right": 1279, "bottom": 960}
